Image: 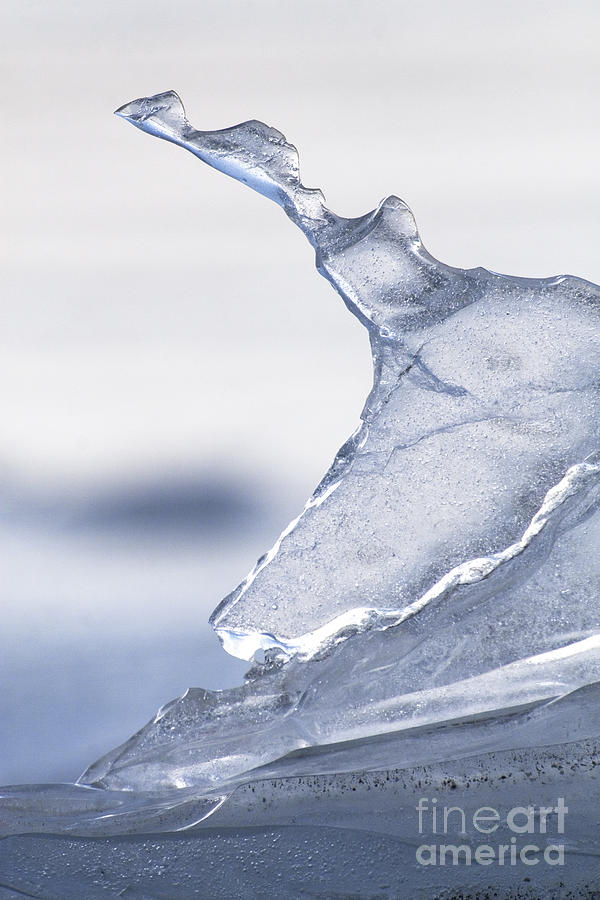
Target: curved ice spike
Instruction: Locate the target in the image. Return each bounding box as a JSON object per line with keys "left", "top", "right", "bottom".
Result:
{"left": 115, "top": 89, "right": 330, "bottom": 236}
{"left": 115, "top": 91, "right": 470, "bottom": 343}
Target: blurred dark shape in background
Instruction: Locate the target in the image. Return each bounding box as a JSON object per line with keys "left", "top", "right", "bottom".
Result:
{"left": 1, "top": 467, "right": 296, "bottom": 785}
{"left": 0, "top": 469, "right": 272, "bottom": 542}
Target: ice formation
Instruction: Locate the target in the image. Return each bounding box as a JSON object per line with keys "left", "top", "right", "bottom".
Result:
{"left": 2, "top": 91, "right": 600, "bottom": 897}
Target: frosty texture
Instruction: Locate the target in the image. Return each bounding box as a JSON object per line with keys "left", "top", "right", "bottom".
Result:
{"left": 2, "top": 92, "right": 600, "bottom": 896}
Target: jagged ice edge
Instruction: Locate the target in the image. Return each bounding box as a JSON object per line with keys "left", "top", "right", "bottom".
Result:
{"left": 216, "top": 454, "right": 600, "bottom": 661}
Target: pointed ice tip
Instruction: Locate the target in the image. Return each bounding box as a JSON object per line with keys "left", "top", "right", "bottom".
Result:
{"left": 115, "top": 90, "right": 184, "bottom": 119}
{"left": 114, "top": 101, "right": 136, "bottom": 119}
{"left": 113, "top": 92, "right": 187, "bottom": 145}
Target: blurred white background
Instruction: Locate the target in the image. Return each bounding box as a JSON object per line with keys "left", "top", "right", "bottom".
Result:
{"left": 1, "top": 0, "right": 600, "bottom": 782}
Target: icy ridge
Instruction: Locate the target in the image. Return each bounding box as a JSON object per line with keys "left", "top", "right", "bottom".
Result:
{"left": 216, "top": 453, "right": 600, "bottom": 661}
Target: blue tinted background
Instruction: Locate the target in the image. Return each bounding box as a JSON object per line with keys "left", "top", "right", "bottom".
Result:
{"left": 2, "top": 0, "right": 600, "bottom": 783}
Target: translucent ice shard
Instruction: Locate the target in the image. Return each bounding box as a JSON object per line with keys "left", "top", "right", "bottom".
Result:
{"left": 116, "top": 90, "right": 600, "bottom": 663}
{"left": 3, "top": 91, "right": 600, "bottom": 897}
{"left": 64, "top": 90, "right": 600, "bottom": 800}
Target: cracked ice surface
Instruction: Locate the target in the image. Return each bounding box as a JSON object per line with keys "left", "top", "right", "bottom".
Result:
{"left": 3, "top": 91, "right": 600, "bottom": 896}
